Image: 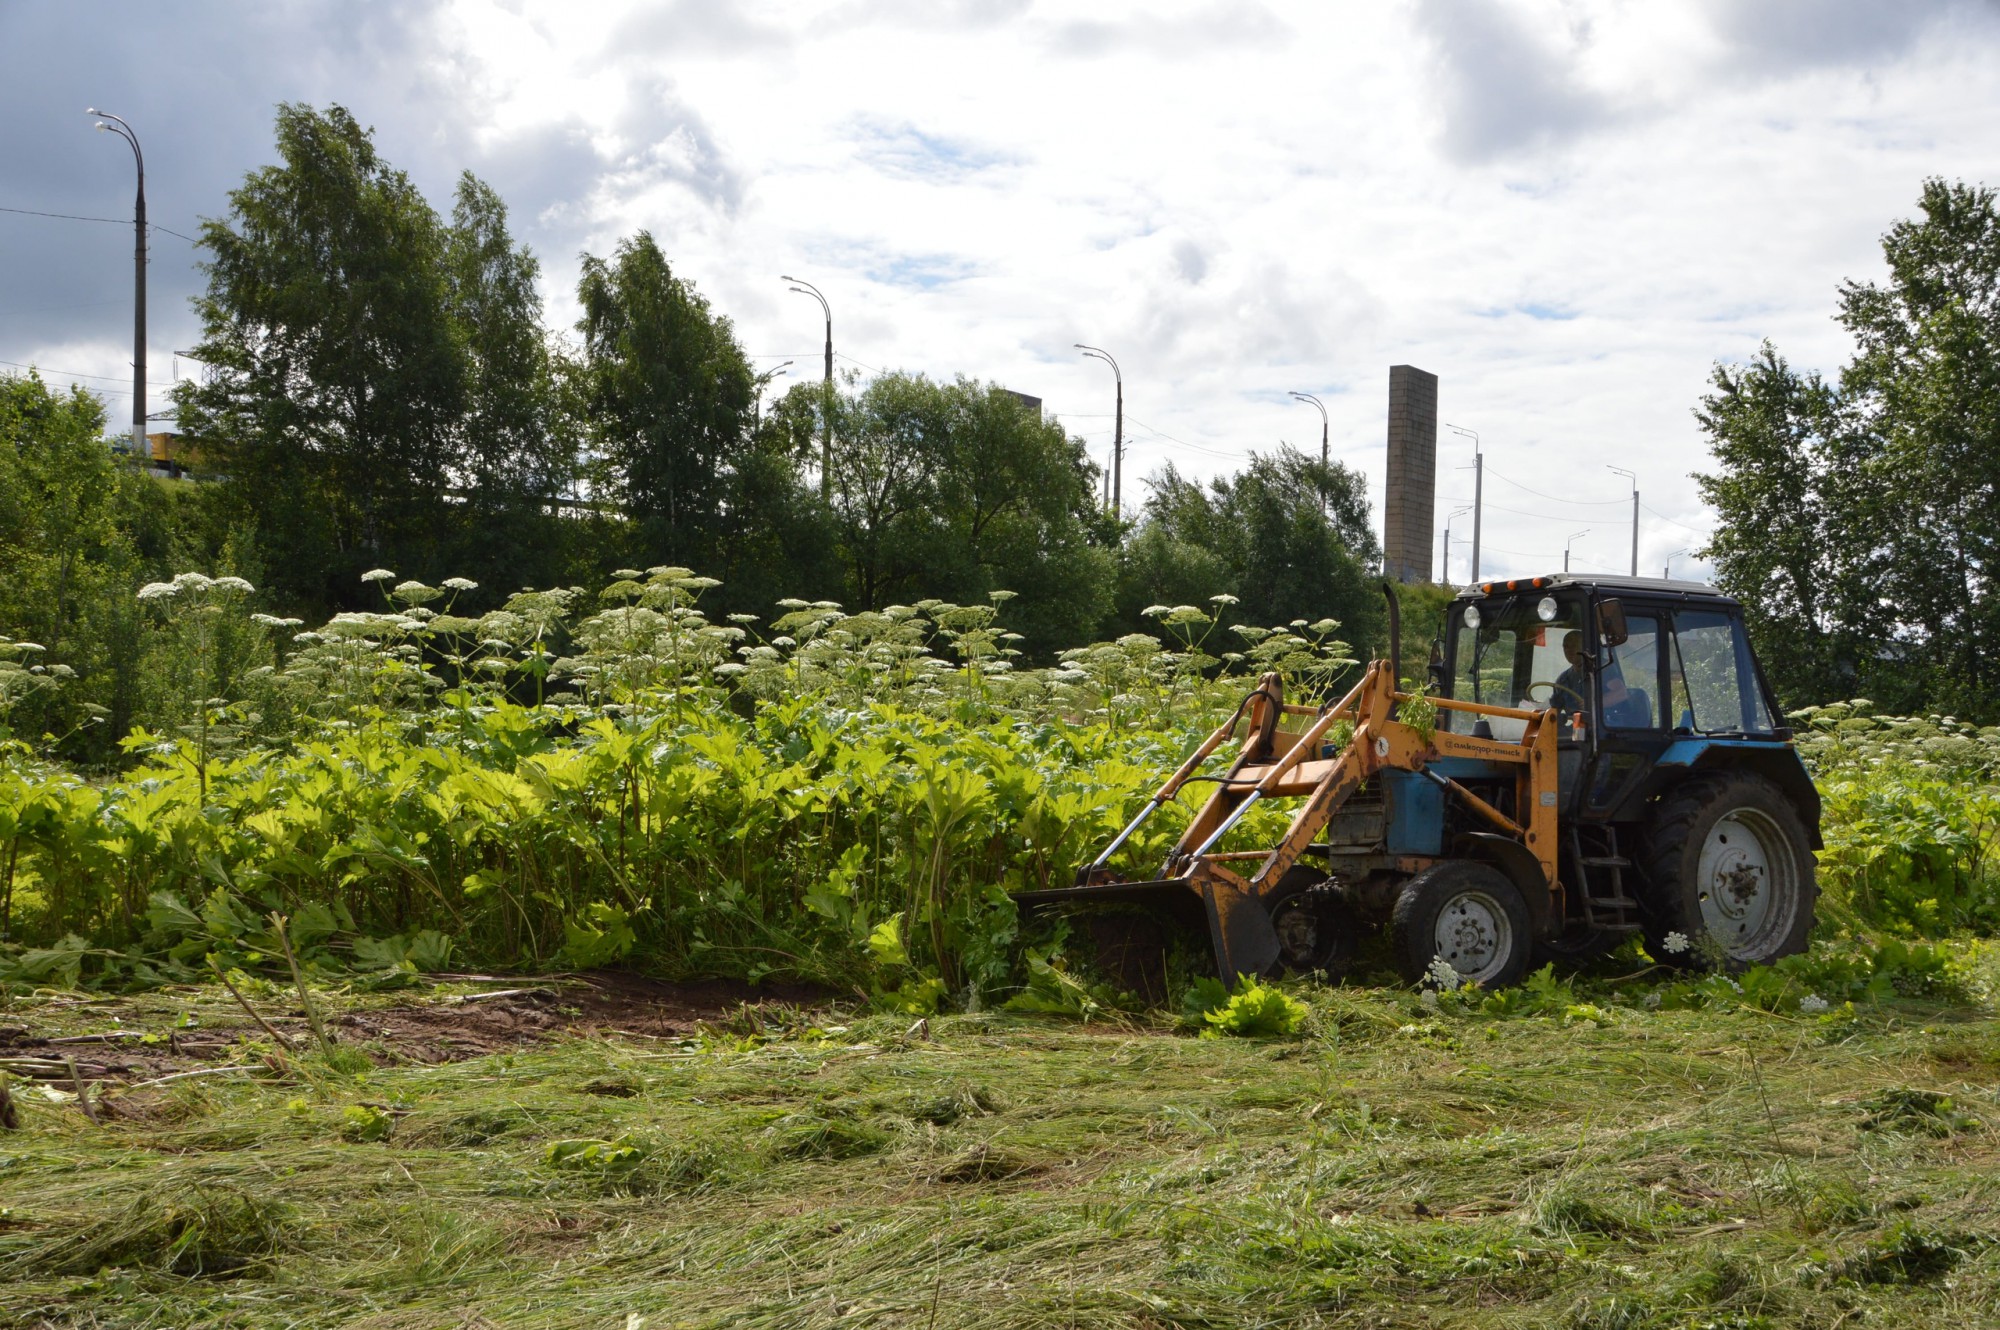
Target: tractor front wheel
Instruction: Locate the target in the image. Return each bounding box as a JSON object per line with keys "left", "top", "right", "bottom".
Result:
{"left": 1639, "top": 772, "right": 1815, "bottom": 970}
{"left": 1265, "top": 867, "right": 1356, "bottom": 980}
{"left": 1391, "top": 861, "right": 1533, "bottom": 989}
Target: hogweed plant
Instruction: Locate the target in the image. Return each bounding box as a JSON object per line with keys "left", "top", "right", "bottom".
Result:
{"left": 130, "top": 573, "right": 263, "bottom": 802}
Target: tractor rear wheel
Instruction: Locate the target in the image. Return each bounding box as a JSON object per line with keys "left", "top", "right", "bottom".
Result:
{"left": 1391, "top": 861, "right": 1533, "bottom": 989}
{"left": 1264, "top": 866, "right": 1356, "bottom": 980}
{"left": 1639, "top": 771, "right": 1815, "bottom": 970}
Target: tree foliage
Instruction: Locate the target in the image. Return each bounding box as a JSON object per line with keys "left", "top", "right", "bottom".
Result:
{"left": 818, "top": 372, "right": 1114, "bottom": 647}
{"left": 0, "top": 373, "right": 166, "bottom": 750}
{"left": 577, "top": 232, "right": 758, "bottom": 553}
{"left": 1116, "top": 447, "right": 1385, "bottom": 654}
{"left": 7, "top": 103, "right": 1399, "bottom": 753}
{"left": 176, "top": 103, "right": 573, "bottom": 607}
{"left": 1699, "top": 179, "right": 2000, "bottom": 716}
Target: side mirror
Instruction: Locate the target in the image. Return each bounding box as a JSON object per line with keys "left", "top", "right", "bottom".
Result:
{"left": 1427, "top": 640, "right": 1447, "bottom": 693}
{"left": 1596, "top": 598, "right": 1629, "bottom": 648}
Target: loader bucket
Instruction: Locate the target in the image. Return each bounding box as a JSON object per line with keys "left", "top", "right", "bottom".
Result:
{"left": 1013, "top": 876, "right": 1281, "bottom": 984}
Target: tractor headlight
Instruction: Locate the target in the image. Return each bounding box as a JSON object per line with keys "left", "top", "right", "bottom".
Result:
{"left": 1537, "top": 596, "right": 1558, "bottom": 623}
{"left": 1462, "top": 604, "right": 1481, "bottom": 629}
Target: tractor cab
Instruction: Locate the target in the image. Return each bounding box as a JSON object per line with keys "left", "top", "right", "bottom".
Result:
{"left": 1436, "top": 575, "right": 1807, "bottom": 824}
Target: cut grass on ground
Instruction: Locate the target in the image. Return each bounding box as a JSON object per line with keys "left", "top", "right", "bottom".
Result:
{"left": 1, "top": 982, "right": 1997, "bottom": 1328}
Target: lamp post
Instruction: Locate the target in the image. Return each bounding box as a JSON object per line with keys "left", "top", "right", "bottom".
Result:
{"left": 1608, "top": 465, "right": 1638, "bottom": 576}
{"left": 1076, "top": 343, "right": 1122, "bottom": 514}
{"left": 1664, "top": 548, "right": 1690, "bottom": 579}
{"left": 1442, "top": 504, "right": 1472, "bottom": 586}
{"left": 1289, "top": 391, "right": 1329, "bottom": 515}
{"left": 1564, "top": 529, "right": 1590, "bottom": 573}
{"left": 782, "top": 276, "right": 832, "bottom": 498}
{"left": 88, "top": 108, "right": 147, "bottom": 462}
{"left": 1446, "top": 424, "right": 1482, "bottom": 582}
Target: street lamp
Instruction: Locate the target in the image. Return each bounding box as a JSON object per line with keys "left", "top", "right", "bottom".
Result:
{"left": 1608, "top": 466, "right": 1638, "bottom": 576}
{"left": 1289, "top": 391, "right": 1329, "bottom": 514}
{"left": 781, "top": 276, "right": 832, "bottom": 498}
{"left": 1075, "top": 344, "right": 1123, "bottom": 514}
{"left": 754, "top": 360, "right": 793, "bottom": 423}
{"left": 1564, "top": 529, "right": 1590, "bottom": 573}
{"left": 1664, "top": 548, "right": 1690, "bottom": 579}
{"left": 1442, "top": 504, "right": 1472, "bottom": 586}
{"left": 1446, "top": 424, "right": 1482, "bottom": 582}
{"left": 88, "top": 108, "right": 147, "bottom": 463}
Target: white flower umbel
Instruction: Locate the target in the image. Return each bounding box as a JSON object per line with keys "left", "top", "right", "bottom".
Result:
{"left": 1642, "top": 991, "right": 1663, "bottom": 1009}
{"left": 1425, "top": 956, "right": 1461, "bottom": 989}
{"left": 1419, "top": 989, "right": 1439, "bottom": 1011}
{"left": 1661, "top": 931, "right": 1691, "bottom": 955}
{"left": 360, "top": 568, "right": 396, "bottom": 583}
{"left": 1800, "top": 994, "right": 1830, "bottom": 1014}
{"left": 442, "top": 577, "right": 479, "bottom": 591}
{"left": 136, "top": 582, "right": 177, "bottom": 601}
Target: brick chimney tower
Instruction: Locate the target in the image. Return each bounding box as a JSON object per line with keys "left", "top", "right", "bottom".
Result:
{"left": 1382, "top": 365, "right": 1437, "bottom": 582}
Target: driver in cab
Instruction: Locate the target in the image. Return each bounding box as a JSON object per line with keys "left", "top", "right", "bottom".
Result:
{"left": 1552, "top": 631, "right": 1591, "bottom": 725}
{"left": 1552, "top": 630, "right": 1643, "bottom": 729}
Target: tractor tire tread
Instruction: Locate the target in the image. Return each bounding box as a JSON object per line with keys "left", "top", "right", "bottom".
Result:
{"left": 1391, "top": 860, "right": 1534, "bottom": 989}
{"left": 1638, "top": 769, "right": 1815, "bottom": 971}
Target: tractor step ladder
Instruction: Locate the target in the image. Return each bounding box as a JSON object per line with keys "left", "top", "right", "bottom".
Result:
{"left": 1572, "top": 830, "right": 1643, "bottom": 931}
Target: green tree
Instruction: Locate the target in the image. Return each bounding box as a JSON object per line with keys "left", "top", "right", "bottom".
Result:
{"left": 576, "top": 232, "right": 757, "bottom": 560}
{"left": 1694, "top": 345, "right": 1875, "bottom": 707}
{"left": 1836, "top": 179, "right": 2000, "bottom": 714}
{"left": 442, "top": 175, "right": 579, "bottom": 591}
{"left": 1698, "top": 180, "right": 2000, "bottom": 717}
{"left": 819, "top": 373, "right": 1113, "bottom": 648}
{"left": 0, "top": 373, "right": 167, "bottom": 755}
{"left": 1114, "top": 447, "right": 1383, "bottom": 653}
{"left": 177, "top": 104, "right": 568, "bottom": 610}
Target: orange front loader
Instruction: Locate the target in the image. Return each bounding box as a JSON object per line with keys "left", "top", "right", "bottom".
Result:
{"left": 1015, "top": 658, "right": 1564, "bottom": 982}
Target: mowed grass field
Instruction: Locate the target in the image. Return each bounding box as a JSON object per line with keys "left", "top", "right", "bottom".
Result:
{"left": 2, "top": 977, "right": 1998, "bottom": 1329}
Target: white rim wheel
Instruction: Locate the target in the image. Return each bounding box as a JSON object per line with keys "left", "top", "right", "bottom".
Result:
{"left": 1433, "top": 889, "right": 1513, "bottom": 984}
{"left": 1697, "top": 808, "right": 1797, "bottom": 959}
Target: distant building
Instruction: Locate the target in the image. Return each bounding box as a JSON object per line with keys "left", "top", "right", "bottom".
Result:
{"left": 107, "top": 429, "right": 199, "bottom": 477}
{"left": 1000, "top": 389, "right": 1042, "bottom": 416}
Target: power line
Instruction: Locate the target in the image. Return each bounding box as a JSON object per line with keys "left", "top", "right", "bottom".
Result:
{"left": 0, "top": 298, "right": 125, "bottom": 317}
{"left": 0, "top": 357, "right": 138, "bottom": 384}
{"left": 1484, "top": 466, "right": 1631, "bottom": 507}
{"left": 1640, "top": 502, "right": 1708, "bottom": 536}
{"left": 1439, "top": 494, "right": 1622, "bottom": 524}
{"left": 1124, "top": 416, "right": 1241, "bottom": 461}
{"left": 0, "top": 205, "right": 198, "bottom": 244}
{"left": 0, "top": 204, "right": 123, "bottom": 226}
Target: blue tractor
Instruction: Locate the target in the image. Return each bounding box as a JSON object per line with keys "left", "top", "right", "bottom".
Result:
{"left": 1022, "top": 575, "right": 1820, "bottom": 988}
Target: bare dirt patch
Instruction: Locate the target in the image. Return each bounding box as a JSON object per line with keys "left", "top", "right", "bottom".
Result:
{"left": 339, "top": 972, "right": 834, "bottom": 1061}
{"left": 0, "top": 972, "right": 834, "bottom": 1089}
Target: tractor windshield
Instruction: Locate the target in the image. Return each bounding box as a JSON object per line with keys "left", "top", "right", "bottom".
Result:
{"left": 1444, "top": 595, "right": 1583, "bottom": 741}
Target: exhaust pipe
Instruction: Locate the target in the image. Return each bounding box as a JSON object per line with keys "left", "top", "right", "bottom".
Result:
{"left": 1382, "top": 579, "right": 1402, "bottom": 689}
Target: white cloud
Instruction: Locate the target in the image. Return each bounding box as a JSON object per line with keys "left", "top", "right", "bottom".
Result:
{"left": 5, "top": 0, "right": 1998, "bottom": 585}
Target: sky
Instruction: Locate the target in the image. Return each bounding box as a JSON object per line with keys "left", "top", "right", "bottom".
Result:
{"left": 2, "top": 0, "right": 1997, "bottom": 584}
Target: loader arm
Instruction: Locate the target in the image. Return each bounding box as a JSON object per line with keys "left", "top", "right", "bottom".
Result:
{"left": 1026, "top": 658, "right": 1563, "bottom": 981}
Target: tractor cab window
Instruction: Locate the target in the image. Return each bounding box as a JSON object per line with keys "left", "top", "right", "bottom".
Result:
{"left": 1446, "top": 595, "right": 1582, "bottom": 742}
{"left": 1601, "top": 613, "right": 1662, "bottom": 729}
{"left": 1668, "top": 609, "right": 1776, "bottom": 735}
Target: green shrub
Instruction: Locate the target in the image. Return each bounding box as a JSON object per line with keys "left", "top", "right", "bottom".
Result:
{"left": 1183, "top": 975, "right": 1308, "bottom": 1039}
